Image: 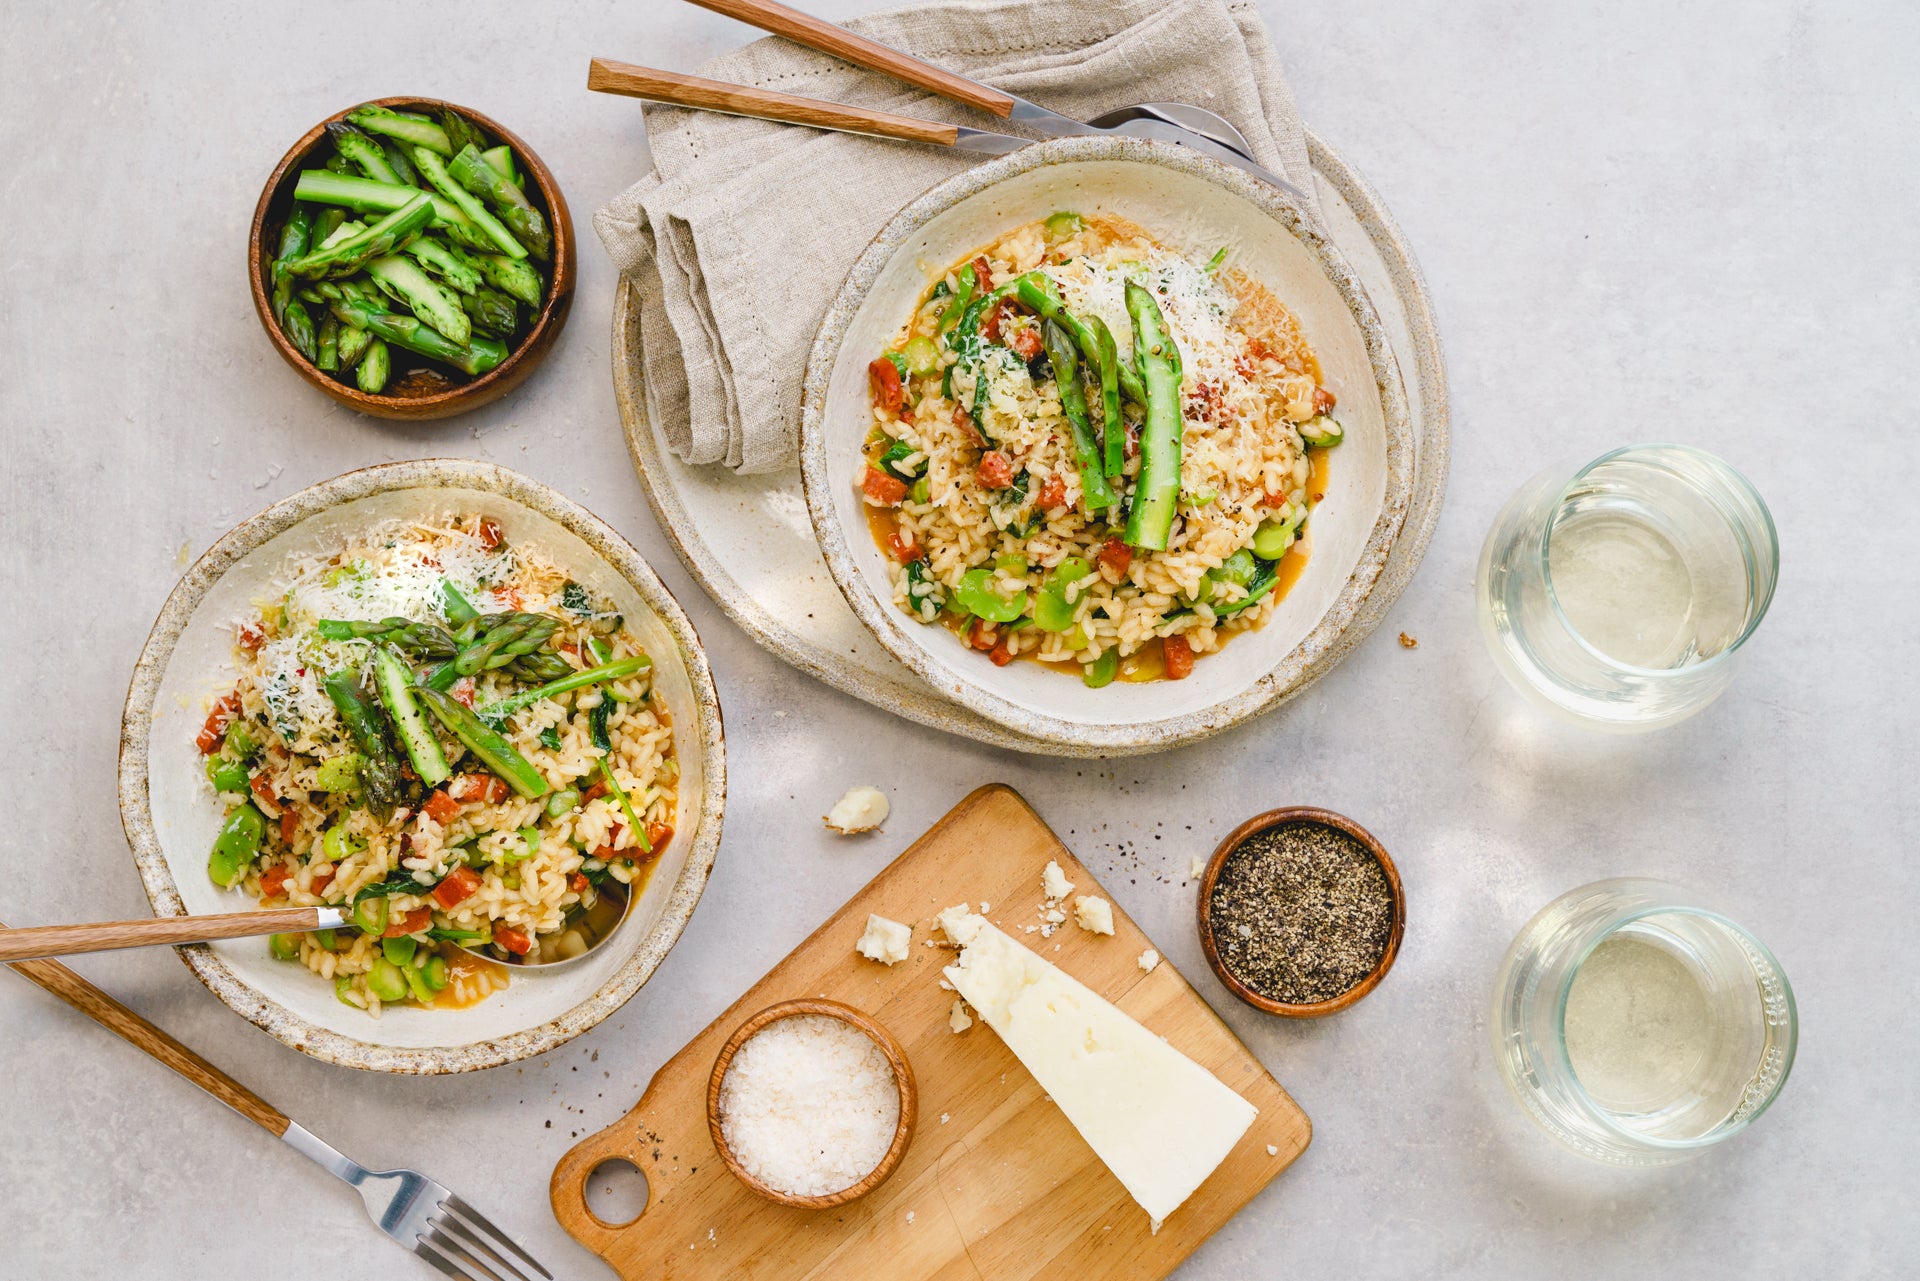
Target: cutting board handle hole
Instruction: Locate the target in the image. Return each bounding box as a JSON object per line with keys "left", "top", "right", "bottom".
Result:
{"left": 583, "top": 1157, "right": 650, "bottom": 1227}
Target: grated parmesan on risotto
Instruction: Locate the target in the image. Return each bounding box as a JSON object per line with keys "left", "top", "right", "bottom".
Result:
{"left": 858, "top": 212, "right": 1345, "bottom": 684}
{"left": 192, "top": 513, "right": 677, "bottom": 1016}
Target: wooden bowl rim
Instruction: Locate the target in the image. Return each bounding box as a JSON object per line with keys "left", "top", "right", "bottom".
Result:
{"left": 705, "top": 997, "right": 918, "bottom": 1209}
{"left": 1196, "top": 805, "right": 1406, "bottom": 1018}
{"left": 246, "top": 95, "right": 573, "bottom": 417}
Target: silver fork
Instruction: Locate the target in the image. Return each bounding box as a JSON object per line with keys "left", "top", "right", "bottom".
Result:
{"left": 5, "top": 945, "right": 553, "bottom": 1281}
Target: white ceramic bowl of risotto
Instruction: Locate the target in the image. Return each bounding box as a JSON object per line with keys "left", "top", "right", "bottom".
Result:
{"left": 800, "top": 137, "right": 1415, "bottom": 753}
{"left": 119, "top": 459, "right": 726, "bottom": 1073}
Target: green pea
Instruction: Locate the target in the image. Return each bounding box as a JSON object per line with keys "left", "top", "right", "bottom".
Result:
{"left": 546, "top": 788, "right": 581, "bottom": 818}
{"left": 350, "top": 896, "right": 389, "bottom": 936}
{"left": 1214, "top": 549, "right": 1259, "bottom": 589}
{"left": 1252, "top": 515, "right": 1301, "bottom": 560}
{"left": 382, "top": 935, "right": 417, "bottom": 965}
{"left": 206, "top": 756, "right": 250, "bottom": 793}
{"left": 268, "top": 933, "right": 300, "bottom": 961}
{"left": 367, "top": 958, "right": 409, "bottom": 1003}
{"left": 313, "top": 752, "right": 365, "bottom": 792}
{"left": 1062, "top": 623, "right": 1090, "bottom": 651}
{"left": 314, "top": 928, "right": 339, "bottom": 950}
{"left": 1033, "top": 557, "right": 1093, "bottom": 632}
{"left": 322, "top": 825, "right": 363, "bottom": 863}
{"left": 910, "top": 477, "right": 930, "bottom": 505}
{"left": 953, "top": 567, "right": 1028, "bottom": 623}
{"left": 423, "top": 955, "right": 450, "bottom": 992}
{"left": 1044, "top": 210, "right": 1085, "bottom": 239}
{"left": 334, "top": 975, "right": 357, "bottom": 1006}
{"left": 902, "top": 335, "right": 941, "bottom": 375}
{"left": 1082, "top": 648, "right": 1119, "bottom": 689}
{"left": 225, "top": 724, "right": 259, "bottom": 760}
{"left": 404, "top": 962, "right": 436, "bottom": 1004}
{"left": 520, "top": 826, "right": 544, "bottom": 857}
{"left": 208, "top": 804, "right": 266, "bottom": 888}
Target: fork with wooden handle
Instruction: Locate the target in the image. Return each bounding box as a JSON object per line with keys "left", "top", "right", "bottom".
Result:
{"left": 0, "top": 905, "right": 347, "bottom": 963}
{"left": 5, "top": 936, "right": 552, "bottom": 1281}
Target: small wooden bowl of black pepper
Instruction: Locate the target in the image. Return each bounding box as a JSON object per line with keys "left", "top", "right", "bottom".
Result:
{"left": 1198, "top": 807, "right": 1405, "bottom": 1018}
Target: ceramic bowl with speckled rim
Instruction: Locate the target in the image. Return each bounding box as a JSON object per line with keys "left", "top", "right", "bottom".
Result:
{"left": 800, "top": 136, "right": 1414, "bottom": 753}
{"left": 118, "top": 460, "right": 726, "bottom": 1073}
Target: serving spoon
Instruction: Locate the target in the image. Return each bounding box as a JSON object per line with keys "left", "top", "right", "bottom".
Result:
{"left": 677, "top": 0, "right": 1303, "bottom": 201}
{"left": 0, "top": 876, "right": 633, "bottom": 969}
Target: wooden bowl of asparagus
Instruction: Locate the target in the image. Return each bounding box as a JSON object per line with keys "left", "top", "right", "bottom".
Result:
{"left": 248, "top": 97, "right": 574, "bottom": 420}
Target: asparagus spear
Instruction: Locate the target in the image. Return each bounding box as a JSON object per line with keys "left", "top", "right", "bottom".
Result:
{"left": 269, "top": 206, "right": 313, "bottom": 324}
{"left": 404, "top": 236, "right": 484, "bottom": 294}
{"left": 371, "top": 644, "right": 449, "bottom": 786}
{"left": 476, "top": 254, "right": 542, "bottom": 307}
{"left": 345, "top": 104, "right": 451, "bottom": 155}
{"left": 318, "top": 220, "right": 367, "bottom": 250}
{"left": 449, "top": 144, "right": 549, "bottom": 260}
{"left": 315, "top": 617, "right": 459, "bottom": 656}
{"left": 356, "top": 337, "right": 390, "bottom": 393}
{"left": 282, "top": 300, "right": 318, "bottom": 361}
{"left": 412, "top": 147, "right": 526, "bottom": 259}
{"left": 461, "top": 288, "right": 519, "bottom": 338}
{"left": 316, "top": 314, "right": 340, "bottom": 371}
{"left": 1121, "top": 282, "right": 1184, "bottom": 551}
{"left": 448, "top": 613, "right": 559, "bottom": 678}
{"left": 1012, "top": 273, "right": 1147, "bottom": 406}
{"left": 380, "top": 137, "right": 417, "bottom": 186}
{"left": 292, "top": 171, "right": 486, "bottom": 248}
{"left": 437, "top": 108, "right": 489, "bottom": 157}
{"left": 324, "top": 296, "right": 507, "bottom": 376}
{"left": 322, "top": 669, "right": 405, "bottom": 821}
{"left": 1089, "top": 316, "right": 1126, "bottom": 477}
{"left": 475, "top": 656, "right": 651, "bottom": 721}
{"left": 312, "top": 206, "right": 347, "bottom": 247}
{"left": 507, "top": 652, "right": 575, "bottom": 683}
{"left": 337, "top": 323, "right": 372, "bottom": 371}
{"left": 328, "top": 123, "right": 404, "bottom": 185}
{"left": 1042, "top": 320, "right": 1117, "bottom": 511}
{"left": 417, "top": 687, "right": 548, "bottom": 799}
{"left": 365, "top": 253, "right": 471, "bottom": 345}
{"left": 480, "top": 144, "right": 519, "bottom": 186}
{"left": 282, "top": 194, "right": 433, "bottom": 280}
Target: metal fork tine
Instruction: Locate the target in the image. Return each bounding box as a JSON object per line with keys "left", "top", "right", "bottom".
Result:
{"left": 420, "top": 1225, "right": 511, "bottom": 1281}
{"left": 413, "top": 1232, "right": 478, "bottom": 1281}
{"left": 429, "top": 1214, "right": 526, "bottom": 1281}
{"left": 440, "top": 1193, "right": 554, "bottom": 1279}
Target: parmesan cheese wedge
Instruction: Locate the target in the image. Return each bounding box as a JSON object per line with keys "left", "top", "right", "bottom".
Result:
{"left": 942, "top": 914, "right": 1257, "bottom": 1225}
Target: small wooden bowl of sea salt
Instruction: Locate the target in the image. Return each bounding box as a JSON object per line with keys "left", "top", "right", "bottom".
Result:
{"left": 707, "top": 998, "right": 918, "bottom": 1209}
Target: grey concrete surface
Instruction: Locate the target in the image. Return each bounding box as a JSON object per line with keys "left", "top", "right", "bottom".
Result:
{"left": 1, "top": 2, "right": 1913, "bottom": 1278}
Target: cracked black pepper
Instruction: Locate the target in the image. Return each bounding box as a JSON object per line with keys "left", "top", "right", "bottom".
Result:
{"left": 1208, "top": 820, "right": 1394, "bottom": 1004}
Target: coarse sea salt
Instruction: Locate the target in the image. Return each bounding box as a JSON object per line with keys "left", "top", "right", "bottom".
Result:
{"left": 718, "top": 1015, "right": 899, "bottom": 1198}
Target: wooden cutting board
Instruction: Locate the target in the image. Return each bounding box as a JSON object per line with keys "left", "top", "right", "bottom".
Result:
{"left": 551, "top": 784, "right": 1310, "bottom": 1279}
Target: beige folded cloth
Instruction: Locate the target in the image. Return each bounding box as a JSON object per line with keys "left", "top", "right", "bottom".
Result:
{"left": 595, "top": 0, "right": 1317, "bottom": 474}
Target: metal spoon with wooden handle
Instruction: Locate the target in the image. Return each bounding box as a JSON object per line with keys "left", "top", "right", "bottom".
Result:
{"left": 0, "top": 906, "right": 347, "bottom": 964}
{"left": 674, "top": 0, "right": 1306, "bottom": 200}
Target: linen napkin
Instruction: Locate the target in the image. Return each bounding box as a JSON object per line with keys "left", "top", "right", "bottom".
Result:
{"left": 595, "top": 0, "right": 1317, "bottom": 474}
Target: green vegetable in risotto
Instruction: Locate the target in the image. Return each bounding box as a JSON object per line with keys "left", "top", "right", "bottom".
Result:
{"left": 195, "top": 515, "right": 678, "bottom": 1015}
{"left": 857, "top": 212, "right": 1345, "bottom": 684}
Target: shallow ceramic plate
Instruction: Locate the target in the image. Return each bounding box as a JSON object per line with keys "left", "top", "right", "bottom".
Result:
{"left": 615, "top": 132, "right": 1449, "bottom": 758}
{"left": 800, "top": 137, "right": 1414, "bottom": 753}
{"left": 119, "top": 460, "right": 726, "bottom": 1073}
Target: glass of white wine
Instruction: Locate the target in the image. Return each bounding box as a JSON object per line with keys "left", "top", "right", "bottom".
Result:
{"left": 1477, "top": 445, "right": 1778, "bottom": 731}
{"left": 1491, "top": 879, "right": 1797, "bottom": 1165}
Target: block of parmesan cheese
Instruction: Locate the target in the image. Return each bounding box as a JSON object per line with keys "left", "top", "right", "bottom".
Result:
{"left": 942, "top": 914, "right": 1257, "bottom": 1225}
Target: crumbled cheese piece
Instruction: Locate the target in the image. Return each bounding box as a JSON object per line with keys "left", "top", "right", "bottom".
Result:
{"left": 979, "top": 902, "right": 990, "bottom": 913}
{"left": 940, "top": 1113, "right": 951, "bottom": 1125}
{"left": 937, "top": 903, "right": 985, "bottom": 946}
{"left": 716, "top": 1014, "right": 900, "bottom": 1198}
{"left": 1189, "top": 856, "right": 1207, "bottom": 881}
{"left": 1266, "top": 1144, "right": 1279, "bottom": 1156}
{"left": 824, "top": 785, "right": 890, "bottom": 834}
{"left": 1042, "top": 908, "right": 1066, "bottom": 925}
{"left": 1042, "top": 860, "right": 1075, "bottom": 901}
{"left": 949, "top": 1000, "right": 973, "bottom": 1034}
{"left": 1138, "top": 949, "right": 1161, "bottom": 973}
{"left": 1074, "top": 896, "right": 1115, "bottom": 936}
{"left": 906, "top": 1211, "right": 915, "bottom": 1225}
{"left": 937, "top": 978, "right": 955, "bottom": 992}
{"left": 855, "top": 914, "right": 911, "bottom": 965}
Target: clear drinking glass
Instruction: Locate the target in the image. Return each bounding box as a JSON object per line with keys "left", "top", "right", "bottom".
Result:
{"left": 1477, "top": 444, "right": 1778, "bottom": 731}
{"left": 1490, "top": 879, "right": 1796, "bottom": 1166}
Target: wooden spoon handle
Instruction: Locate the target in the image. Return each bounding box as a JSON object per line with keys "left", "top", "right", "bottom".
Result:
{"left": 0, "top": 906, "right": 326, "bottom": 963}
{"left": 587, "top": 59, "right": 960, "bottom": 147}
{"left": 684, "top": 0, "right": 1016, "bottom": 118}
{"left": 4, "top": 943, "right": 292, "bottom": 1137}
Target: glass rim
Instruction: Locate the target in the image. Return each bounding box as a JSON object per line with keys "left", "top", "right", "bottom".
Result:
{"left": 1550, "top": 898, "right": 1799, "bottom": 1152}
{"left": 1541, "top": 443, "right": 1780, "bottom": 678}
